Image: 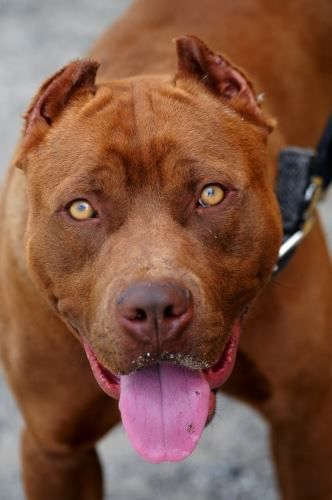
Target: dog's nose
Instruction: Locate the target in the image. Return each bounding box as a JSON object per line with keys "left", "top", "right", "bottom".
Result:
{"left": 116, "top": 281, "right": 193, "bottom": 347}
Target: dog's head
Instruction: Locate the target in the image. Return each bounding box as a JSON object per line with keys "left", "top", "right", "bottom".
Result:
{"left": 16, "top": 36, "right": 282, "bottom": 462}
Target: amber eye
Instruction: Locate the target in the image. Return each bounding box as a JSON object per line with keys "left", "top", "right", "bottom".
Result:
{"left": 198, "top": 184, "right": 225, "bottom": 207}
{"left": 68, "top": 200, "right": 97, "bottom": 220}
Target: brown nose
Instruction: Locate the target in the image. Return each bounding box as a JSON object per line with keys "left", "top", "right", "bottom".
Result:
{"left": 116, "top": 281, "right": 193, "bottom": 348}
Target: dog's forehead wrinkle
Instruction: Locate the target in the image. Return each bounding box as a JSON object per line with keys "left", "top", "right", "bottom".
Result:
{"left": 80, "top": 84, "right": 114, "bottom": 117}
{"left": 47, "top": 170, "right": 108, "bottom": 206}
{"left": 78, "top": 80, "right": 251, "bottom": 194}
{"left": 132, "top": 81, "right": 156, "bottom": 155}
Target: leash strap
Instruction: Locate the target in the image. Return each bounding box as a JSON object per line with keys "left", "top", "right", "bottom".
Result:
{"left": 274, "top": 115, "right": 332, "bottom": 275}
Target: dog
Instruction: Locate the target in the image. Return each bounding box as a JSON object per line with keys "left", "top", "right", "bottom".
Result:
{"left": 0, "top": 0, "right": 331, "bottom": 498}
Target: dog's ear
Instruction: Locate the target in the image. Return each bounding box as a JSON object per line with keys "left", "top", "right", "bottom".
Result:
{"left": 24, "top": 59, "right": 99, "bottom": 135}
{"left": 175, "top": 36, "right": 275, "bottom": 134}
{"left": 16, "top": 59, "right": 99, "bottom": 168}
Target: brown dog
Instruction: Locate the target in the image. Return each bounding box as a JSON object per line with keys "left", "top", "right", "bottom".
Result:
{"left": 1, "top": 0, "right": 332, "bottom": 498}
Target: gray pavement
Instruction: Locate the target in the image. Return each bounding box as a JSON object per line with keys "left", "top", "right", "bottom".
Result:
{"left": 0, "top": 1, "right": 330, "bottom": 499}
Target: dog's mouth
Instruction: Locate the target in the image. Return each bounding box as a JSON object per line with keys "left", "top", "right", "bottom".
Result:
{"left": 83, "top": 321, "right": 241, "bottom": 464}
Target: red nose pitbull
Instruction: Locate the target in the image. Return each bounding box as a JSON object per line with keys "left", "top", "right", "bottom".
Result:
{"left": 1, "top": 0, "right": 332, "bottom": 499}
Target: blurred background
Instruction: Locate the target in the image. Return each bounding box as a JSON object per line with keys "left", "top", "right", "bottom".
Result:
{"left": 0, "top": 1, "right": 330, "bottom": 499}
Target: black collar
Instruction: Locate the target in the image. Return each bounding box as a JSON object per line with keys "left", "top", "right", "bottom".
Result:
{"left": 274, "top": 115, "right": 332, "bottom": 275}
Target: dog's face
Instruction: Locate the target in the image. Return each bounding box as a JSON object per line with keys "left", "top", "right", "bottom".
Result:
{"left": 17, "top": 37, "right": 282, "bottom": 462}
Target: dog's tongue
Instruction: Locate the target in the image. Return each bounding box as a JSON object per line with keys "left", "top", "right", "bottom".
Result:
{"left": 119, "top": 363, "right": 210, "bottom": 463}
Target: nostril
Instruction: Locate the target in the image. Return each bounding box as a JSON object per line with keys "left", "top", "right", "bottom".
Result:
{"left": 164, "top": 305, "right": 175, "bottom": 318}
{"left": 133, "top": 308, "right": 147, "bottom": 321}
{"left": 122, "top": 308, "right": 147, "bottom": 321}
{"left": 163, "top": 302, "right": 189, "bottom": 319}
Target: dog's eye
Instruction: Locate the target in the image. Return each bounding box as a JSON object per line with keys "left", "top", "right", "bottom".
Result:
{"left": 198, "top": 184, "right": 225, "bottom": 207}
{"left": 67, "top": 200, "right": 97, "bottom": 220}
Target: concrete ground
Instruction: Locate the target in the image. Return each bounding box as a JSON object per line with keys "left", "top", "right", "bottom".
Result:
{"left": 0, "top": 1, "right": 331, "bottom": 499}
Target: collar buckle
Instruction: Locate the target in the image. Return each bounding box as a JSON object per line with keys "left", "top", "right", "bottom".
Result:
{"left": 273, "top": 115, "right": 332, "bottom": 276}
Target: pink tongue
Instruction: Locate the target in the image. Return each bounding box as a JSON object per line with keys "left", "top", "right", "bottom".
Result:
{"left": 119, "top": 363, "right": 210, "bottom": 463}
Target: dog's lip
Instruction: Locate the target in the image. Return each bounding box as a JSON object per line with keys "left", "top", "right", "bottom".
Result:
{"left": 82, "top": 320, "right": 241, "bottom": 400}
{"left": 83, "top": 340, "right": 121, "bottom": 399}
{"left": 203, "top": 320, "right": 241, "bottom": 389}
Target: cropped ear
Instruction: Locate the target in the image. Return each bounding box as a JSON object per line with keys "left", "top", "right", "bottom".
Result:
{"left": 175, "top": 36, "right": 275, "bottom": 134}
{"left": 16, "top": 59, "right": 99, "bottom": 168}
